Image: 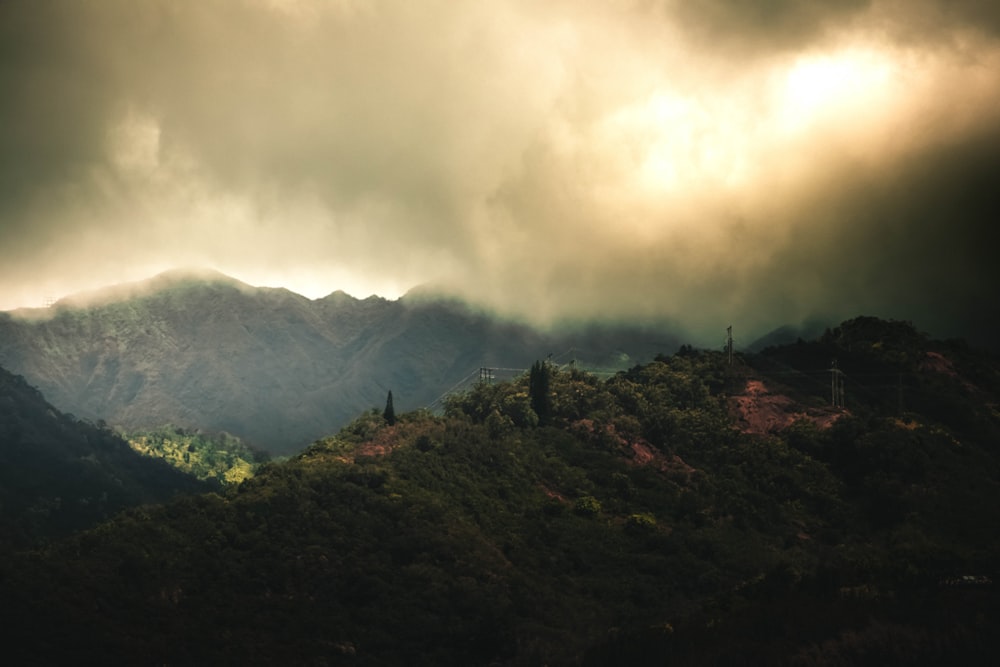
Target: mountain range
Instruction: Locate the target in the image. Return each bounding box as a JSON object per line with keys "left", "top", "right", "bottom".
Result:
{"left": 2, "top": 317, "right": 998, "bottom": 665}
{"left": 0, "top": 270, "right": 678, "bottom": 455}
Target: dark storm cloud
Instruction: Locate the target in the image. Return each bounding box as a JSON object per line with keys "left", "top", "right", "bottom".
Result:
{"left": 768, "top": 122, "right": 1000, "bottom": 341}
{"left": 0, "top": 0, "right": 998, "bottom": 345}
{"left": 0, "top": 3, "right": 117, "bottom": 218}
{"left": 668, "top": 0, "right": 1000, "bottom": 53}
{"left": 0, "top": 0, "right": 529, "bottom": 297}
{"left": 669, "top": 0, "right": 872, "bottom": 54}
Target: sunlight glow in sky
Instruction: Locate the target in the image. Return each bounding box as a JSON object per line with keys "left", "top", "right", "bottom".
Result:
{"left": 1, "top": 0, "right": 998, "bottom": 343}
{"left": 780, "top": 49, "right": 896, "bottom": 131}
{"left": 625, "top": 46, "right": 898, "bottom": 197}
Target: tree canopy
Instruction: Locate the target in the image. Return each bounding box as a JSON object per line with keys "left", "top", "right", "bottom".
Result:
{"left": 2, "top": 320, "right": 999, "bottom": 664}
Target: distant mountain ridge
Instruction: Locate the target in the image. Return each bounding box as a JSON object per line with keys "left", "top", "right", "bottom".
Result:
{"left": 742, "top": 318, "right": 832, "bottom": 353}
{"left": 0, "top": 270, "right": 678, "bottom": 455}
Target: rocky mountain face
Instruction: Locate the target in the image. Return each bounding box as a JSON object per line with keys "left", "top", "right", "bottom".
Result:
{"left": 0, "top": 270, "right": 676, "bottom": 455}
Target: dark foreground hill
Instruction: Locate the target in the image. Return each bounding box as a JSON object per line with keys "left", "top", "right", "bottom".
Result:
{"left": 0, "top": 270, "right": 676, "bottom": 455}
{"left": 0, "top": 366, "right": 208, "bottom": 549}
{"left": 2, "top": 318, "right": 998, "bottom": 665}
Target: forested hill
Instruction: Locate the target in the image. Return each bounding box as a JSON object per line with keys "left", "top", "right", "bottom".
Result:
{"left": 0, "top": 366, "right": 209, "bottom": 549}
{"left": 2, "top": 317, "right": 998, "bottom": 665}
{"left": 0, "top": 269, "right": 675, "bottom": 455}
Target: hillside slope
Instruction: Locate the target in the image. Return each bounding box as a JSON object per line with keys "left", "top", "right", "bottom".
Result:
{"left": 0, "top": 270, "right": 676, "bottom": 455}
{"left": 3, "top": 319, "right": 998, "bottom": 665}
{"left": 0, "top": 366, "right": 208, "bottom": 549}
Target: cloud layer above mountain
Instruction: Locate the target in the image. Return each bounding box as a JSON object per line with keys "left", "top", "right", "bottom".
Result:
{"left": 2, "top": 0, "right": 998, "bottom": 343}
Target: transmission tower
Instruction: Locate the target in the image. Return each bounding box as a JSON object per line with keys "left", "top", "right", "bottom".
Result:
{"left": 829, "top": 359, "right": 845, "bottom": 408}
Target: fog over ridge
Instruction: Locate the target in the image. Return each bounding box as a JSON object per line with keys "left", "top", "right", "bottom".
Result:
{"left": 1, "top": 0, "right": 998, "bottom": 346}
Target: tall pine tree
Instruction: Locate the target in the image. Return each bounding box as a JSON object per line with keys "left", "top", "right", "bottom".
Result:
{"left": 528, "top": 361, "right": 551, "bottom": 425}
{"left": 383, "top": 390, "right": 396, "bottom": 426}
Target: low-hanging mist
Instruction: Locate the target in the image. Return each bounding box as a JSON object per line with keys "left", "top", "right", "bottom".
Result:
{"left": 1, "top": 0, "right": 998, "bottom": 345}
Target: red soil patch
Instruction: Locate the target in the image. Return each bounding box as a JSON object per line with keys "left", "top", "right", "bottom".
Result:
{"left": 628, "top": 440, "right": 696, "bottom": 479}
{"left": 729, "top": 379, "right": 843, "bottom": 435}
{"left": 629, "top": 439, "right": 659, "bottom": 466}
{"left": 920, "top": 351, "right": 958, "bottom": 377}
{"left": 354, "top": 425, "right": 400, "bottom": 458}
{"left": 920, "top": 350, "right": 982, "bottom": 395}
{"left": 539, "top": 484, "right": 568, "bottom": 503}
{"left": 571, "top": 418, "right": 697, "bottom": 480}
{"left": 571, "top": 418, "right": 629, "bottom": 453}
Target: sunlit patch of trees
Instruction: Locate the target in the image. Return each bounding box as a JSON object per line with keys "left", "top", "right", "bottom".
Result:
{"left": 126, "top": 426, "right": 268, "bottom": 485}
{"left": 2, "top": 319, "right": 999, "bottom": 665}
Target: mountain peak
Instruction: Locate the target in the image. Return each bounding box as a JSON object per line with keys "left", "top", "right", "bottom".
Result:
{"left": 52, "top": 268, "right": 251, "bottom": 309}
{"left": 147, "top": 267, "right": 244, "bottom": 286}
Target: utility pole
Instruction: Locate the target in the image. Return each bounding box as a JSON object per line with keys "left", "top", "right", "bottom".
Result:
{"left": 829, "top": 359, "right": 845, "bottom": 408}
{"left": 831, "top": 360, "right": 836, "bottom": 406}
{"left": 728, "top": 325, "right": 733, "bottom": 366}
{"left": 840, "top": 370, "right": 846, "bottom": 408}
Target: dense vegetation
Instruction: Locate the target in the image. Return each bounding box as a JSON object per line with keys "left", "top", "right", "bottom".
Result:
{"left": 1, "top": 318, "right": 998, "bottom": 665}
{"left": 0, "top": 366, "right": 209, "bottom": 550}
{"left": 125, "top": 426, "right": 269, "bottom": 485}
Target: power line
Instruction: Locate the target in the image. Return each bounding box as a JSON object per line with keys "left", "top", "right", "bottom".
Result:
{"left": 425, "top": 354, "right": 629, "bottom": 412}
{"left": 427, "top": 349, "right": 933, "bottom": 416}
{"left": 424, "top": 367, "right": 483, "bottom": 411}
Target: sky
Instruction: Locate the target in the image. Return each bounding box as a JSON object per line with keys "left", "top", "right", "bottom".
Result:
{"left": 2, "top": 0, "right": 998, "bottom": 345}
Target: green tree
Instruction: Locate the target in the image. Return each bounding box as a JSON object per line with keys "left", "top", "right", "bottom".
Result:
{"left": 383, "top": 390, "right": 396, "bottom": 426}
{"left": 528, "top": 360, "right": 551, "bottom": 425}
